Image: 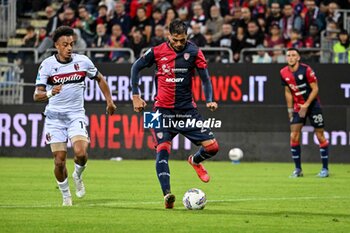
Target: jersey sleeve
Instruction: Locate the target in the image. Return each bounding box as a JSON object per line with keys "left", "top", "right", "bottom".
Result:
{"left": 84, "top": 56, "right": 98, "bottom": 79}
{"left": 197, "top": 68, "right": 213, "bottom": 103}
{"left": 195, "top": 49, "right": 208, "bottom": 69}
{"left": 141, "top": 47, "right": 155, "bottom": 67}
{"left": 306, "top": 66, "right": 317, "bottom": 84}
{"left": 131, "top": 48, "right": 155, "bottom": 95}
{"left": 35, "top": 62, "right": 50, "bottom": 87}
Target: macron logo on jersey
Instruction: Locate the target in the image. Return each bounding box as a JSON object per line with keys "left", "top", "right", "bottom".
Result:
{"left": 166, "top": 78, "right": 184, "bottom": 83}
{"left": 48, "top": 71, "right": 86, "bottom": 85}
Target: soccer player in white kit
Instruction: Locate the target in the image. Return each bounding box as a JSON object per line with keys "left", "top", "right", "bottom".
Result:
{"left": 33, "top": 26, "right": 116, "bottom": 206}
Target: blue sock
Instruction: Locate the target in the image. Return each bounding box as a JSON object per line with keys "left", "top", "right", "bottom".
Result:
{"left": 193, "top": 147, "right": 208, "bottom": 164}
{"left": 320, "top": 145, "right": 329, "bottom": 170}
{"left": 291, "top": 145, "right": 301, "bottom": 170}
{"left": 156, "top": 149, "right": 170, "bottom": 196}
{"left": 193, "top": 141, "right": 219, "bottom": 164}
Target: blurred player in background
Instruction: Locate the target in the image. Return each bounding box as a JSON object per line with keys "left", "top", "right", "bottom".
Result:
{"left": 131, "top": 19, "right": 219, "bottom": 209}
{"left": 33, "top": 26, "right": 116, "bottom": 206}
{"left": 280, "top": 48, "right": 329, "bottom": 178}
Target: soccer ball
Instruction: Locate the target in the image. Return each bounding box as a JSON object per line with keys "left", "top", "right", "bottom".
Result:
{"left": 182, "top": 188, "right": 207, "bottom": 210}
{"left": 228, "top": 148, "right": 244, "bottom": 161}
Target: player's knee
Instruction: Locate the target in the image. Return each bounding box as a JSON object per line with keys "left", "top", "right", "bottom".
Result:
{"left": 290, "top": 132, "right": 300, "bottom": 143}
{"left": 74, "top": 148, "right": 88, "bottom": 158}
{"left": 156, "top": 141, "right": 171, "bottom": 154}
{"left": 54, "top": 157, "right": 66, "bottom": 170}
{"left": 74, "top": 151, "right": 88, "bottom": 166}
{"left": 204, "top": 140, "right": 219, "bottom": 157}
{"left": 73, "top": 144, "right": 88, "bottom": 158}
{"left": 72, "top": 137, "right": 89, "bottom": 158}
{"left": 319, "top": 140, "right": 329, "bottom": 148}
{"left": 315, "top": 131, "right": 326, "bottom": 142}
{"left": 318, "top": 136, "right": 328, "bottom": 147}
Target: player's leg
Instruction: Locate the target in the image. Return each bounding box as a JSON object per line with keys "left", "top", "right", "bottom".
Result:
{"left": 183, "top": 109, "right": 219, "bottom": 182}
{"left": 153, "top": 128, "right": 176, "bottom": 208}
{"left": 155, "top": 141, "right": 172, "bottom": 196}
{"left": 155, "top": 140, "right": 176, "bottom": 208}
{"left": 309, "top": 108, "right": 329, "bottom": 177}
{"left": 71, "top": 136, "right": 89, "bottom": 198}
{"left": 51, "top": 143, "right": 72, "bottom": 206}
{"left": 152, "top": 108, "right": 177, "bottom": 208}
{"left": 193, "top": 139, "right": 219, "bottom": 164}
{"left": 289, "top": 120, "right": 304, "bottom": 178}
{"left": 68, "top": 116, "right": 89, "bottom": 198}
{"left": 315, "top": 128, "right": 329, "bottom": 177}
{"left": 188, "top": 139, "right": 219, "bottom": 183}
{"left": 45, "top": 116, "right": 72, "bottom": 206}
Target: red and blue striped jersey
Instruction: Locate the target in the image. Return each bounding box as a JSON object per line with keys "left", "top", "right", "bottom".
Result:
{"left": 133, "top": 41, "right": 208, "bottom": 109}
{"left": 280, "top": 63, "right": 320, "bottom": 111}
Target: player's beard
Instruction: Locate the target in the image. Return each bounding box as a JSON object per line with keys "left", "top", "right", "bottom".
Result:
{"left": 170, "top": 41, "right": 186, "bottom": 52}
{"left": 174, "top": 47, "right": 181, "bottom": 51}
{"left": 170, "top": 43, "right": 183, "bottom": 52}
{"left": 175, "top": 45, "right": 186, "bottom": 52}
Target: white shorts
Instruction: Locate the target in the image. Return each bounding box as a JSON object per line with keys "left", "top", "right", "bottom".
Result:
{"left": 44, "top": 110, "right": 89, "bottom": 144}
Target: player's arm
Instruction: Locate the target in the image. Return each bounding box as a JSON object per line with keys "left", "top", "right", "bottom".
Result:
{"left": 195, "top": 49, "right": 217, "bottom": 112}
{"left": 33, "top": 62, "right": 62, "bottom": 102}
{"left": 33, "top": 85, "right": 62, "bottom": 102}
{"left": 281, "top": 71, "right": 293, "bottom": 119}
{"left": 197, "top": 68, "right": 217, "bottom": 111}
{"left": 131, "top": 48, "right": 155, "bottom": 112}
{"left": 284, "top": 86, "right": 293, "bottom": 120}
{"left": 298, "top": 82, "right": 319, "bottom": 118}
{"left": 95, "top": 72, "right": 116, "bottom": 115}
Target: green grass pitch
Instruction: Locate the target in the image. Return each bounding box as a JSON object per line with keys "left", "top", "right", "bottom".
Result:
{"left": 0, "top": 158, "right": 349, "bottom": 233}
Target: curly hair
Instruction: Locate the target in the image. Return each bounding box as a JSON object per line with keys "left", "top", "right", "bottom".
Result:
{"left": 52, "top": 26, "right": 74, "bottom": 42}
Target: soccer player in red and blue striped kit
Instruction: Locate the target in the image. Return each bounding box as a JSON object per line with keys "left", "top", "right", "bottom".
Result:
{"left": 280, "top": 48, "right": 329, "bottom": 178}
{"left": 131, "top": 19, "right": 219, "bottom": 208}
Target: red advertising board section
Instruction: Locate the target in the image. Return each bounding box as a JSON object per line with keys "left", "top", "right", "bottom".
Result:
{"left": 1, "top": 64, "right": 349, "bottom": 162}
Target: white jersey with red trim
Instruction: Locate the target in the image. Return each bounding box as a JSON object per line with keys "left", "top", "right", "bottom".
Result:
{"left": 35, "top": 53, "right": 97, "bottom": 112}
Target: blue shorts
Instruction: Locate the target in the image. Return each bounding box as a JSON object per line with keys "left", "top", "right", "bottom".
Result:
{"left": 152, "top": 108, "right": 215, "bottom": 146}
{"left": 291, "top": 105, "right": 325, "bottom": 128}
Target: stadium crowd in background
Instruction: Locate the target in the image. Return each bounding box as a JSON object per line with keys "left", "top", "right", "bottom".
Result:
{"left": 14, "top": 0, "right": 350, "bottom": 63}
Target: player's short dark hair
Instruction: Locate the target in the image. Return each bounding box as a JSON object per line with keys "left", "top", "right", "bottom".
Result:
{"left": 52, "top": 26, "right": 74, "bottom": 42}
{"left": 169, "top": 19, "right": 187, "bottom": 35}
{"left": 287, "top": 48, "right": 300, "bottom": 55}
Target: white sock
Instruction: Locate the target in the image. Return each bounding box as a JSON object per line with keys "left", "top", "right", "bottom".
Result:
{"left": 57, "top": 178, "right": 71, "bottom": 198}
{"left": 74, "top": 163, "right": 86, "bottom": 178}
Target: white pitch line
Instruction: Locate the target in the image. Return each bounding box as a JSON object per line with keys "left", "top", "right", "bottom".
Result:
{"left": 0, "top": 196, "right": 348, "bottom": 209}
